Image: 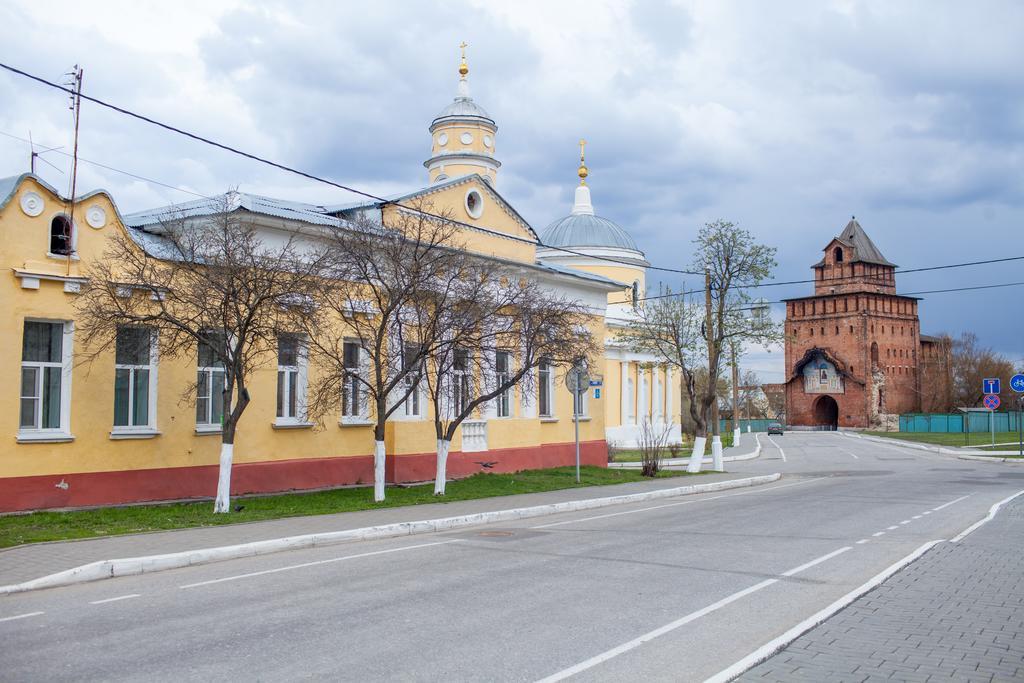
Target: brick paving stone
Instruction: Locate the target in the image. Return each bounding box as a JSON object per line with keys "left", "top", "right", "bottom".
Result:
{"left": 737, "top": 497, "right": 1024, "bottom": 682}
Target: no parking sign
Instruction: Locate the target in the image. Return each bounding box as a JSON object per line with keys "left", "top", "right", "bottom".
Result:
{"left": 983, "top": 394, "right": 1000, "bottom": 411}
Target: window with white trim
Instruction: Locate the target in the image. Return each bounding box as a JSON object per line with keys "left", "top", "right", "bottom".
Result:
{"left": 277, "top": 334, "right": 307, "bottom": 423}
{"left": 574, "top": 382, "right": 588, "bottom": 418}
{"left": 341, "top": 341, "right": 366, "bottom": 419}
{"left": 196, "top": 332, "right": 226, "bottom": 428}
{"left": 20, "top": 321, "right": 70, "bottom": 434}
{"left": 402, "top": 343, "right": 424, "bottom": 418}
{"left": 538, "top": 360, "right": 553, "bottom": 417}
{"left": 453, "top": 349, "right": 472, "bottom": 415}
{"left": 495, "top": 350, "right": 511, "bottom": 418}
{"left": 113, "top": 326, "right": 156, "bottom": 430}
{"left": 49, "top": 215, "right": 74, "bottom": 256}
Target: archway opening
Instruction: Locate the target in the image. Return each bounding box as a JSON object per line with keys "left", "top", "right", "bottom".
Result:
{"left": 813, "top": 395, "right": 839, "bottom": 430}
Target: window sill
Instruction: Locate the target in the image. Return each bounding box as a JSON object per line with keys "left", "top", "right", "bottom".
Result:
{"left": 539, "top": 417, "right": 559, "bottom": 423}
{"left": 194, "top": 425, "right": 223, "bottom": 436}
{"left": 339, "top": 419, "right": 374, "bottom": 428}
{"left": 47, "top": 252, "right": 80, "bottom": 262}
{"left": 110, "top": 429, "right": 161, "bottom": 440}
{"left": 272, "top": 421, "right": 315, "bottom": 430}
{"left": 17, "top": 431, "right": 75, "bottom": 443}
{"left": 572, "top": 416, "right": 592, "bottom": 422}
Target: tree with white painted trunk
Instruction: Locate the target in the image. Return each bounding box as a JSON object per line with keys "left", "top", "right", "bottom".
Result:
{"left": 76, "top": 196, "right": 329, "bottom": 513}
{"left": 424, "top": 273, "right": 596, "bottom": 495}
{"left": 303, "top": 203, "right": 468, "bottom": 503}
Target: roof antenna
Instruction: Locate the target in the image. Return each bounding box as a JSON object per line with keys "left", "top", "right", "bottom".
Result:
{"left": 28, "top": 131, "right": 64, "bottom": 176}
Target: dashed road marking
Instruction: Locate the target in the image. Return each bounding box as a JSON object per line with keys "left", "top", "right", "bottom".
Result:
{"left": 932, "top": 494, "right": 971, "bottom": 512}
{"left": 0, "top": 611, "right": 44, "bottom": 623}
{"left": 872, "top": 531, "right": 886, "bottom": 537}
{"left": 887, "top": 526, "right": 899, "bottom": 530}
{"left": 89, "top": 594, "right": 141, "bottom": 605}
{"left": 855, "top": 539, "right": 869, "bottom": 545}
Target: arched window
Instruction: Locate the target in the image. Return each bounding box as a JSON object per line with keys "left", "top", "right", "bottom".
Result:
{"left": 50, "top": 215, "right": 74, "bottom": 255}
{"left": 871, "top": 342, "right": 879, "bottom": 366}
{"left": 833, "top": 247, "right": 843, "bottom": 263}
{"left": 631, "top": 281, "right": 640, "bottom": 309}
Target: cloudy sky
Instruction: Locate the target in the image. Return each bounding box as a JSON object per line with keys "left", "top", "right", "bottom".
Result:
{"left": 2, "top": 0, "right": 1022, "bottom": 381}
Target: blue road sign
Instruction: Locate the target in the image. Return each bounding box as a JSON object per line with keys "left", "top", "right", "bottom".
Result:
{"left": 594, "top": 388, "right": 601, "bottom": 399}
{"left": 983, "top": 377, "right": 1001, "bottom": 394}
{"left": 983, "top": 394, "right": 1001, "bottom": 410}
{"left": 1011, "top": 374, "right": 1024, "bottom": 393}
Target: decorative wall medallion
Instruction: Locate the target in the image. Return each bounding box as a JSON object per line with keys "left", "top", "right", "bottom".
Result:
{"left": 20, "top": 191, "right": 44, "bottom": 217}
{"left": 85, "top": 204, "right": 107, "bottom": 229}
{"left": 460, "top": 132, "right": 473, "bottom": 145}
{"left": 438, "top": 133, "right": 448, "bottom": 146}
{"left": 483, "top": 134, "right": 493, "bottom": 148}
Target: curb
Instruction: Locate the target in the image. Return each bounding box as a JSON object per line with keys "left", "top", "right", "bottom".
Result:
{"left": 840, "top": 431, "right": 1023, "bottom": 459}
{"left": 0, "top": 473, "right": 782, "bottom": 596}
{"left": 610, "top": 434, "right": 762, "bottom": 469}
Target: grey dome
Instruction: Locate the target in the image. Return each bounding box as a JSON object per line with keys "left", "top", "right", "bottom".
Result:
{"left": 432, "top": 97, "right": 494, "bottom": 125}
{"left": 541, "top": 213, "right": 640, "bottom": 251}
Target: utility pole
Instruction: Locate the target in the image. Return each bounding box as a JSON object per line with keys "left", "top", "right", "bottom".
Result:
{"left": 65, "top": 65, "right": 83, "bottom": 277}
{"left": 731, "top": 342, "right": 740, "bottom": 448}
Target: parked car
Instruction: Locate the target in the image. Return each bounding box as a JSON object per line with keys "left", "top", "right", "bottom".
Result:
{"left": 767, "top": 422, "right": 785, "bottom": 435}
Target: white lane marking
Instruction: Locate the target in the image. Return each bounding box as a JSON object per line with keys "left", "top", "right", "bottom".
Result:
{"left": 781, "top": 547, "right": 851, "bottom": 576}
{"left": 932, "top": 494, "right": 971, "bottom": 511}
{"left": 855, "top": 539, "right": 869, "bottom": 545}
{"left": 837, "top": 447, "right": 859, "bottom": 460}
{"left": 951, "top": 488, "right": 1024, "bottom": 543}
{"left": 89, "top": 594, "right": 141, "bottom": 605}
{"left": 179, "top": 540, "right": 459, "bottom": 589}
{"left": 534, "top": 547, "right": 850, "bottom": 683}
{"left": 872, "top": 531, "right": 885, "bottom": 537}
{"left": 531, "top": 477, "right": 829, "bottom": 529}
{"left": 0, "top": 611, "right": 44, "bottom": 623}
{"left": 922, "top": 511, "right": 932, "bottom": 515}
{"left": 706, "top": 539, "right": 944, "bottom": 683}
{"left": 887, "top": 526, "right": 899, "bottom": 530}
{"left": 899, "top": 520, "right": 911, "bottom": 525}
{"left": 912, "top": 515, "right": 922, "bottom": 519}
{"left": 766, "top": 436, "right": 786, "bottom": 462}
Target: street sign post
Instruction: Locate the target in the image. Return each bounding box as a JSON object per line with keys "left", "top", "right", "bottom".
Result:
{"left": 565, "top": 363, "right": 590, "bottom": 484}
{"left": 983, "top": 394, "right": 1000, "bottom": 448}
{"left": 983, "top": 378, "right": 1001, "bottom": 395}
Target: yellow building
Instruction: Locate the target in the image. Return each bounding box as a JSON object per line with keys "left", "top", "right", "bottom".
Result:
{"left": 0, "top": 54, "right": 623, "bottom": 512}
{"left": 536, "top": 151, "right": 682, "bottom": 448}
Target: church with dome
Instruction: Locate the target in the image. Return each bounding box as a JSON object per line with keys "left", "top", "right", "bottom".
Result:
{"left": 0, "top": 46, "right": 681, "bottom": 512}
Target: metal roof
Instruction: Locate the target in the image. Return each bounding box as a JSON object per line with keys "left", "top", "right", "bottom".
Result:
{"left": 124, "top": 191, "right": 346, "bottom": 229}
{"left": 540, "top": 213, "right": 640, "bottom": 252}
{"left": 815, "top": 218, "right": 896, "bottom": 267}
{"left": 431, "top": 96, "right": 494, "bottom": 125}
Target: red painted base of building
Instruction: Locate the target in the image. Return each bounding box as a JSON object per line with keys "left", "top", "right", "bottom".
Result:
{"left": 0, "top": 440, "right": 608, "bottom": 512}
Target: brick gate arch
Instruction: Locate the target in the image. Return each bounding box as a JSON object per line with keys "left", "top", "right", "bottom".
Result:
{"left": 813, "top": 395, "right": 839, "bottom": 430}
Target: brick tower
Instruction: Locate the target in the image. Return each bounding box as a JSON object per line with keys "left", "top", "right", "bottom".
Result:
{"left": 783, "top": 218, "right": 925, "bottom": 429}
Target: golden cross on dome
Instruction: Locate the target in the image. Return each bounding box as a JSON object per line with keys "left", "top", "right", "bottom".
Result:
{"left": 578, "top": 138, "right": 589, "bottom": 185}
{"left": 459, "top": 41, "right": 469, "bottom": 76}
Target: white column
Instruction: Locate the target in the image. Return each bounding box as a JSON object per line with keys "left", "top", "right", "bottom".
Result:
{"left": 639, "top": 368, "right": 649, "bottom": 422}
{"left": 665, "top": 367, "right": 674, "bottom": 422}
{"left": 652, "top": 367, "right": 662, "bottom": 423}
{"left": 620, "top": 361, "right": 630, "bottom": 425}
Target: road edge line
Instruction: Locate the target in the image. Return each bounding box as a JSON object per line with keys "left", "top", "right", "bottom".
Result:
{"left": 703, "top": 539, "right": 944, "bottom": 683}
{"left": 949, "top": 488, "right": 1024, "bottom": 543}
{"left": 0, "top": 473, "right": 781, "bottom": 596}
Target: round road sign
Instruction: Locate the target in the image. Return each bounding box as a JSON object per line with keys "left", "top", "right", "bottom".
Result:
{"left": 565, "top": 366, "right": 590, "bottom": 395}
{"left": 983, "top": 394, "right": 1001, "bottom": 411}
{"left": 1011, "top": 374, "right": 1024, "bottom": 393}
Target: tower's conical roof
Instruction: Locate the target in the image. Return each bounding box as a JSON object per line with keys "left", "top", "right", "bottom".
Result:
{"left": 816, "top": 217, "right": 896, "bottom": 267}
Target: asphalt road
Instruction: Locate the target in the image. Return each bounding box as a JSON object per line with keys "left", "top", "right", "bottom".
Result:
{"left": 2, "top": 432, "right": 1022, "bottom": 682}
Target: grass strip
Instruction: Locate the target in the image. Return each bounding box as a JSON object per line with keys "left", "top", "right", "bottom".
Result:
{"left": 864, "top": 431, "right": 1023, "bottom": 448}
{"left": 0, "top": 466, "right": 699, "bottom": 549}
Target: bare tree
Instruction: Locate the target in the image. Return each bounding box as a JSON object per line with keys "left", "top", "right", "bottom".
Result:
{"left": 76, "top": 199, "right": 328, "bottom": 512}
{"left": 425, "top": 273, "right": 597, "bottom": 495}
{"left": 637, "top": 418, "right": 673, "bottom": 477}
{"left": 303, "top": 205, "right": 471, "bottom": 502}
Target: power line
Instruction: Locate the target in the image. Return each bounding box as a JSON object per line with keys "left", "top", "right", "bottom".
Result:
{"left": 0, "top": 130, "right": 215, "bottom": 200}
{"left": 0, "top": 62, "right": 703, "bottom": 276}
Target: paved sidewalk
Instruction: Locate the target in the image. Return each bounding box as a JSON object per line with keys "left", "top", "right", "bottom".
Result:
{"left": 738, "top": 497, "right": 1024, "bottom": 682}
{"left": 0, "top": 470, "right": 748, "bottom": 587}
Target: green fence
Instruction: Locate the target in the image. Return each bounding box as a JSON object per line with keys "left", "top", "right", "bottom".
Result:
{"left": 719, "top": 419, "right": 776, "bottom": 433}
{"left": 900, "top": 412, "right": 1021, "bottom": 433}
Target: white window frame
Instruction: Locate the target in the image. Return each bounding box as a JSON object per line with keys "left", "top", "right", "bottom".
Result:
{"left": 276, "top": 333, "right": 309, "bottom": 426}
{"left": 574, "top": 380, "right": 589, "bottom": 418}
{"left": 47, "top": 213, "right": 79, "bottom": 259}
{"left": 398, "top": 343, "right": 425, "bottom": 420}
{"left": 495, "top": 350, "right": 511, "bottom": 418}
{"left": 538, "top": 360, "right": 554, "bottom": 418}
{"left": 18, "top": 319, "right": 74, "bottom": 442}
{"left": 196, "top": 332, "right": 227, "bottom": 432}
{"left": 111, "top": 326, "right": 159, "bottom": 437}
{"left": 452, "top": 348, "right": 472, "bottom": 417}
{"left": 341, "top": 339, "right": 370, "bottom": 424}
